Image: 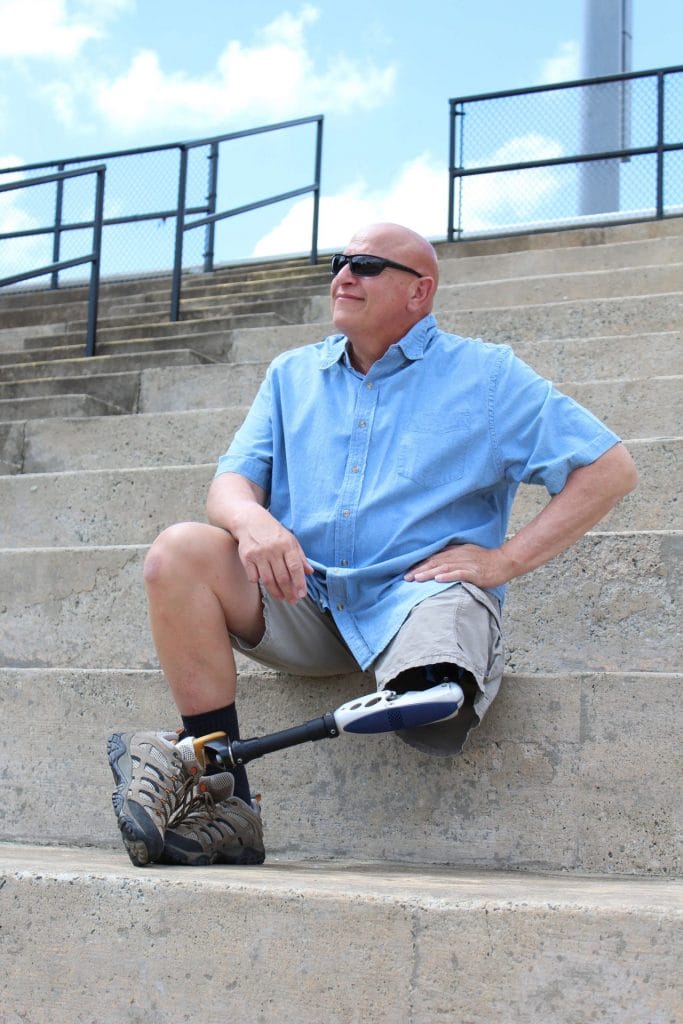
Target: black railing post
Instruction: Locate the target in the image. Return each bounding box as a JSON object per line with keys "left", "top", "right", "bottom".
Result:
{"left": 310, "top": 117, "right": 323, "bottom": 264}
{"left": 656, "top": 69, "right": 665, "bottom": 219}
{"left": 204, "top": 141, "right": 219, "bottom": 272}
{"left": 447, "top": 102, "right": 465, "bottom": 242}
{"left": 51, "top": 162, "right": 65, "bottom": 289}
{"left": 85, "top": 166, "right": 106, "bottom": 357}
{"left": 171, "top": 145, "right": 189, "bottom": 322}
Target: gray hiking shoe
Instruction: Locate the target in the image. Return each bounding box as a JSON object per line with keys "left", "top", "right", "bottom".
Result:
{"left": 107, "top": 731, "right": 204, "bottom": 866}
{"left": 161, "top": 772, "right": 266, "bottom": 866}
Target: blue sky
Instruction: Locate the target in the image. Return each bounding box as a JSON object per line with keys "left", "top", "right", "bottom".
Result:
{"left": 0, "top": 0, "right": 681, "bottom": 271}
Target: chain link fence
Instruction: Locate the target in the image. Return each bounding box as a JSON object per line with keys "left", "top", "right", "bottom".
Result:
{"left": 448, "top": 65, "right": 683, "bottom": 240}
{"left": 0, "top": 117, "right": 323, "bottom": 291}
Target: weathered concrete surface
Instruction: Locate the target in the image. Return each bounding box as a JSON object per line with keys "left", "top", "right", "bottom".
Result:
{"left": 217, "top": 329, "right": 683, "bottom": 383}
{"left": 0, "top": 667, "right": 680, "bottom": 875}
{"left": 0, "top": 534, "right": 678, "bottom": 674}
{"left": 5, "top": 375, "right": 677, "bottom": 478}
{"left": 19, "top": 407, "right": 249, "bottom": 473}
{"left": 0, "top": 437, "right": 677, "bottom": 547}
{"left": 0, "top": 346, "right": 213, "bottom": 383}
{"left": 1, "top": 846, "right": 680, "bottom": 1024}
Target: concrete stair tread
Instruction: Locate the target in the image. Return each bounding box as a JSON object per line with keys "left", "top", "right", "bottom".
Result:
{"left": 1, "top": 436, "right": 677, "bottom": 535}
{"left": 2, "top": 843, "right": 679, "bottom": 906}
{"left": 1, "top": 665, "right": 679, "bottom": 876}
{"left": 0, "top": 393, "right": 124, "bottom": 423}
{"left": 0, "top": 533, "right": 679, "bottom": 675}
{"left": 2, "top": 843, "right": 679, "bottom": 1024}
{"left": 0, "top": 347, "right": 217, "bottom": 382}
{"left": 3, "top": 377, "right": 675, "bottom": 476}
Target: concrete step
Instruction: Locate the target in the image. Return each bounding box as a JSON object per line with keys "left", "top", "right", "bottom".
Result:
{"left": 87, "top": 262, "right": 683, "bottom": 328}
{"left": 0, "top": 258, "right": 326, "bottom": 315}
{"left": 9, "top": 407, "right": 249, "bottom": 473}
{"left": 14, "top": 309, "right": 283, "bottom": 354}
{"left": 1, "top": 847, "right": 678, "bottom": 1024}
{"left": 437, "top": 263, "right": 683, "bottom": 308}
{"left": 0, "top": 347, "right": 216, "bottom": 384}
{"left": 436, "top": 231, "right": 683, "bottom": 283}
{"left": 0, "top": 533, "right": 678, "bottom": 674}
{"left": 6, "top": 326, "right": 681, "bottom": 391}
{"left": 13, "top": 294, "right": 315, "bottom": 347}
{"left": 0, "top": 437, "right": 676, "bottom": 544}
{"left": 143, "top": 329, "right": 683, "bottom": 398}
{"left": 233, "top": 293, "right": 683, "bottom": 362}
{"left": 435, "top": 292, "right": 683, "bottom": 343}
{"left": 0, "top": 393, "right": 123, "bottom": 423}
{"left": 3, "top": 374, "right": 675, "bottom": 478}
{"left": 0, "top": 369, "right": 144, "bottom": 415}
{"left": 1, "top": 665, "right": 679, "bottom": 877}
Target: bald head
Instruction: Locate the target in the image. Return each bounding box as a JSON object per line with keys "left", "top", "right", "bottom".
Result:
{"left": 330, "top": 223, "right": 440, "bottom": 371}
{"left": 346, "top": 222, "right": 440, "bottom": 297}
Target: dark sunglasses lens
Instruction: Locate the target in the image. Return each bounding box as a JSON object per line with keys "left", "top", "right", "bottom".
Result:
{"left": 352, "top": 256, "right": 384, "bottom": 276}
{"left": 331, "top": 254, "right": 387, "bottom": 277}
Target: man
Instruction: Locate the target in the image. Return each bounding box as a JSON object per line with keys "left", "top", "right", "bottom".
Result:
{"left": 107, "top": 222, "right": 638, "bottom": 867}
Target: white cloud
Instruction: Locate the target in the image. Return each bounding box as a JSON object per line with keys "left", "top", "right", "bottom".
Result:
{"left": 88, "top": 6, "right": 396, "bottom": 134}
{"left": 252, "top": 134, "right": 565, "bottom": 257}
{"left": 253, "top": 153, "right": 450, "bottom": 257}
{"left": 539, "top": 40, "right": 580, "bottom": 85}
{"left": 0, "top": 0, "right": 101, "bottom": 59}
{"left": 0, "top": 156, "right": 45, "bottom": 276}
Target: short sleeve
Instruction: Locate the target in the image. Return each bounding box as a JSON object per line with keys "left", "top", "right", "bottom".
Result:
{"left": 214, "top": 366, "right": 274, "bottom": 496}
{"left": 490, "top": 347, "right": 621, "bottom": 494}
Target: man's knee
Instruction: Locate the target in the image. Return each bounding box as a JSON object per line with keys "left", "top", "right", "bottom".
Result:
{"left": 143, "top": 522, "right": 235, "bottom": 590}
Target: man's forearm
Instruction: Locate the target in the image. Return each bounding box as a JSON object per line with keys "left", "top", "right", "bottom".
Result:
{"left": 406, "top": 442, "right": 638, "bottom": 590}
{"left": 500, "top": 442, "right": 639, "bottom": 580}
{"left": 206, "top": 472, "right": 267, "bottom": 535}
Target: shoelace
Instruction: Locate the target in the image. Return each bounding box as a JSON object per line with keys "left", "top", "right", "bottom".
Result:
{"left": 133, "top": 756, "right": 197, "bottom": 826}
{"left": 167, "top": 777, "right": 217, "bottom": 829}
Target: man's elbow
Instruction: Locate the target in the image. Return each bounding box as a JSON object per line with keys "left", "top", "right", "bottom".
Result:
{"left": 605, "top": 442, "right": 639, "bottom": 502}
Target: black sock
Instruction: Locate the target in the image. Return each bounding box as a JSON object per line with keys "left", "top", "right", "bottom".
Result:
{"left": 180, "top": 703, "right": 252, "bottom": 805}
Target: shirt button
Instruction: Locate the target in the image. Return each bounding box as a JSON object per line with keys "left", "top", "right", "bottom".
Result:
{"left": 336, "top": 603, "right": 345, "bottom": 612}
{"left": 358, "top": 420, "right": 366, "bottom": 428}
{"left": 342, "top": 509, "right": 350, "bottom": 517}
{"left": 366, "top": 382, "right": 374, "bottom": 390}
{"left": 340, "top": 559, "right": 349, "bottom": 567}
{"left": 351, "top": 465, "right": 360, "bottom": 473}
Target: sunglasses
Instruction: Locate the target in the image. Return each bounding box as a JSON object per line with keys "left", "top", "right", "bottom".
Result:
{"left": 331, "top": 252, "right": 422, "bottom": 279}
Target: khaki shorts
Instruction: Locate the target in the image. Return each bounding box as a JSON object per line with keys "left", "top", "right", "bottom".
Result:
{"left": 231, "top": 582, "right": 504, "bottom": 756}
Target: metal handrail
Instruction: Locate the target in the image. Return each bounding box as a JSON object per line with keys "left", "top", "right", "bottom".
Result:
{"left": 169, "top": 115, "right": 323, "bottom": 320}
{"left": 0, "top": 164, "right": 105, "bottom": 355}
{"left": 0, "top": 115, "right": 324, "bottom": 346}
{"left": 448, "top": 64, "right": 683, "bottom": 241}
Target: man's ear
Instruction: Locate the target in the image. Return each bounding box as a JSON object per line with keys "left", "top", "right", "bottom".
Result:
{"left": 407, "top": 275, "right": 437, "bottom": 311}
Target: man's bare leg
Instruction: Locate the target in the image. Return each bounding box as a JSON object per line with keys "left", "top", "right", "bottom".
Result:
{"left": 143, "top": 521, "right": 265, "bottom": 715}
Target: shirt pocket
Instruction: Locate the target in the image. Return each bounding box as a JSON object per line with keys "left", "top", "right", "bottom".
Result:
{"left": 397, "top": 412, "right": 470, "bottom": 487}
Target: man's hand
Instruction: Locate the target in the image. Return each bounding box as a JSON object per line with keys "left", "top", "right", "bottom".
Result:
{"left": 234, "top": 505, "right": 313, "bottom": 603}
{"left": 404, "top": 543, "right": 514, "bottom": 590}
{"left": 207, "top": 473, "right": 313, "bottom": 603}
{"left": 405, "top": 444, "right": 638, "bottom": 592}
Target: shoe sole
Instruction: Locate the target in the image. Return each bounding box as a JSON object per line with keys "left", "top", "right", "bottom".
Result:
{"left": 159, "top": 844, "right": 266, "bottom": 867}
{"left": 107, "top": 732, "right": 165, "bottom": 867}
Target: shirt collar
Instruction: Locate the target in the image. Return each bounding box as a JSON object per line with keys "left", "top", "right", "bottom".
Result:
{"left": 317, "top": 314, "right": 436, "bottom": 371}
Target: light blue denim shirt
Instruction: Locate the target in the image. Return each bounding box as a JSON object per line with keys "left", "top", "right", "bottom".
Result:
{"left": 216, "top": 314, "right": 620, "bottom": 669}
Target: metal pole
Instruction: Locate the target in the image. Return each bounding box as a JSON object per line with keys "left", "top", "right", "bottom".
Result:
{"left": 656, "top": 70, "right": 665, "bottom": 218}
{"left": 204, "top": 141, "right": 218, "bottom": 272}
{"left": 171, "top": 146, "right": 188, "bottom": 322}
{"left": 580, "top": 0, "right": 632, "bottom": 215}
{"left": 51, "top": 163, "right": 65, "bottom": 289}
{"left": 85, "top": 166, "right": 106, "bottom": 357}
{"left": 447, "top": 102, "right": 456, "bottom": 243}
{"left": 310, "top": 117, "right": 323, "bottom": 264}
